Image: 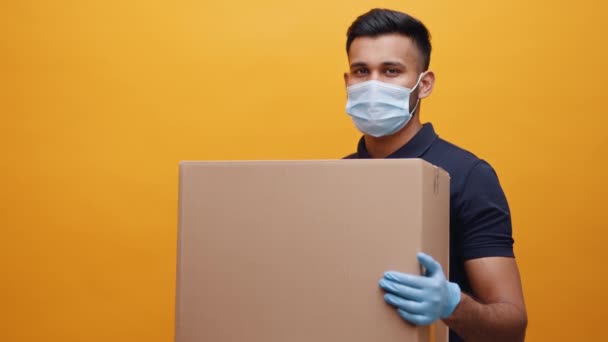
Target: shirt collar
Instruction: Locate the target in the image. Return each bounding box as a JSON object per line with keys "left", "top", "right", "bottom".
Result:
{"left": 356, "top": 123, "right": 439, "bottom": 159}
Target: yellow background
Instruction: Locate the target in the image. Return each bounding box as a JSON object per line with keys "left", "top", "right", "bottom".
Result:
{"left": 2, "top": 0, "right": 607, "bottom": 341}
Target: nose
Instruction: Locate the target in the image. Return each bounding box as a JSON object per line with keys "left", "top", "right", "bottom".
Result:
{"left": 369, "top": 71, "right": 381, "bottom": 81}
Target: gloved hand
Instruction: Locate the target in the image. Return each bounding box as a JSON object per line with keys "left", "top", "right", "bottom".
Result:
{"left": 379, "top": 252, "right": 461, "bottom": 326}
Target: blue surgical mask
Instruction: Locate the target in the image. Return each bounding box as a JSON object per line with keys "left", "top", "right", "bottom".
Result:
{"left": 345, "top": 73, "right": 424, "bottom": 137}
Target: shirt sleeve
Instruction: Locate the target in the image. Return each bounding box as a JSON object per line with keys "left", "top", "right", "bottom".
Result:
{"left": 458, "top": 160, "right": 515, "bottom": 260}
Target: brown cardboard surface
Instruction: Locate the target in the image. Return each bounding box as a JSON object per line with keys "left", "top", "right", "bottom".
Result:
{"left": 175, "top": 159, "right": 450, "bottom": 342}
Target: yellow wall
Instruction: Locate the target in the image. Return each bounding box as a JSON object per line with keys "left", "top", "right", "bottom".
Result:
{"left": 2, "top": 0, "right": 607, "bottom": 341}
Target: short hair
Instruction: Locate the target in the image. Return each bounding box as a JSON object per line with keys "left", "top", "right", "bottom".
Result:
{"left": 346, "top": 8, "right": 432, "bottom": 70}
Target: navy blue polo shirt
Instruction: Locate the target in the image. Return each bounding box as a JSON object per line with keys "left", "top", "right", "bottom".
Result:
{"left": 346, "top": 123, "right": 514, "bottom": 342}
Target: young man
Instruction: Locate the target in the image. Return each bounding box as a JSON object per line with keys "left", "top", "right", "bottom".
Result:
{"left": 343, "top": 9, "right": 527, "bottom": 342}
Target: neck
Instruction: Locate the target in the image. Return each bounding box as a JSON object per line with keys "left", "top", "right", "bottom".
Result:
{"left": 364, "top": 118, "right": 423, "bottom": 158}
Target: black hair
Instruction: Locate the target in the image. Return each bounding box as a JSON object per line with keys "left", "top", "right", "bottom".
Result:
{"left": 346, "top": 8, "right": 432, "bottom": 70}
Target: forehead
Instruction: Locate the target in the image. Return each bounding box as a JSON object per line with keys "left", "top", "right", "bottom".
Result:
{"left": 348, "top": 33, "right": 420, "bottom": 68}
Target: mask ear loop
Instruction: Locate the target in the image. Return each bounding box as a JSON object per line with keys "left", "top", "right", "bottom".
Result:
{"left": 410, "top": 71, "right": 427, "bottom": 93}
{"left": 408, "top": 71, "right": 427, "bottom": 115}
{"left": 409, "top": 98, "right": 421, "bottom": 116}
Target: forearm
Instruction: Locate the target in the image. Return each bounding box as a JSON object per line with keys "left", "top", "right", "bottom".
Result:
{"left": 443, "top": 292, "right": 528, "bottom": 342}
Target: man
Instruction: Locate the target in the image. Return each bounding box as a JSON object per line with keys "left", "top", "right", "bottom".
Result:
{"left": 343, "top": 9, "right": 528, "bottom": 341}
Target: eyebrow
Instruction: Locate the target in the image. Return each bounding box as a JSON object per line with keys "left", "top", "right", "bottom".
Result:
{"left": 349, "top": 61, "right": 407, "bottom": 69}
{"left": 382, "top": 61, "right": 406, "bottom": 68}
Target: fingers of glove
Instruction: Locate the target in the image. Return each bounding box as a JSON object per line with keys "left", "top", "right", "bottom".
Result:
{"left": 417, "top": 252, "right": 443, "bottom": 276}
{"left": 383, "top": 271, "right": 433, "bottom": 289}
{"left": 384, "top": 293, "right": 427, "bottom": 313}
{"left": 379, "top": 279, "right": 425, "bottom": 302}
{"left": 397, "top": 308, "right": 435, "bottom": 326}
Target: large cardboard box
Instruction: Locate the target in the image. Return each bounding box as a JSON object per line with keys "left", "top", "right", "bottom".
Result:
{"left": 175, "top": 159, "right": 450, "bottom": 342}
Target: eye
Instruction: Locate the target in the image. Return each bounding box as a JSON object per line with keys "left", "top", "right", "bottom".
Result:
{"left": 353, "top": 68, "right": 369, "bottom": 76}
{"left": 385, "top": 68, "right": 401, "bottom": 76}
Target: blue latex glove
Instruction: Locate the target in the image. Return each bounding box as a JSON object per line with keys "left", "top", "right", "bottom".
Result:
{"left": 379, "top": 252, "right": 461, "bottom": 326}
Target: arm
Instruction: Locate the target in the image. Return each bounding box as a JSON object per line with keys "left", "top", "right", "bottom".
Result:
{"left": 443, "top": 257, "right": 527, "bottom": 342}
{"left": 445, "top": 160, "right": 527, "bottom": 340}
{"left": 380, "top": 255, "right": 527, "bottom": 341}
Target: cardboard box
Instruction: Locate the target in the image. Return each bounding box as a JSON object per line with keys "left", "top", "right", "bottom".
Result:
{"left": 175, "top": 159, "right": 450, "bottom": 342}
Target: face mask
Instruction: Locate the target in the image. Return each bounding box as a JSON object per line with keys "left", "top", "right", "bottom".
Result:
{"left": 345, "top": 73, "right": 424, "bottom": 137}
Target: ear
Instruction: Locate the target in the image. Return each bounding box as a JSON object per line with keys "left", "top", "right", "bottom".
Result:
{"left": 417, "top": 71, "right": 435, "bottom": 100}
{"left": 343, "top": 72, "right": 349, "bottom": 87}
